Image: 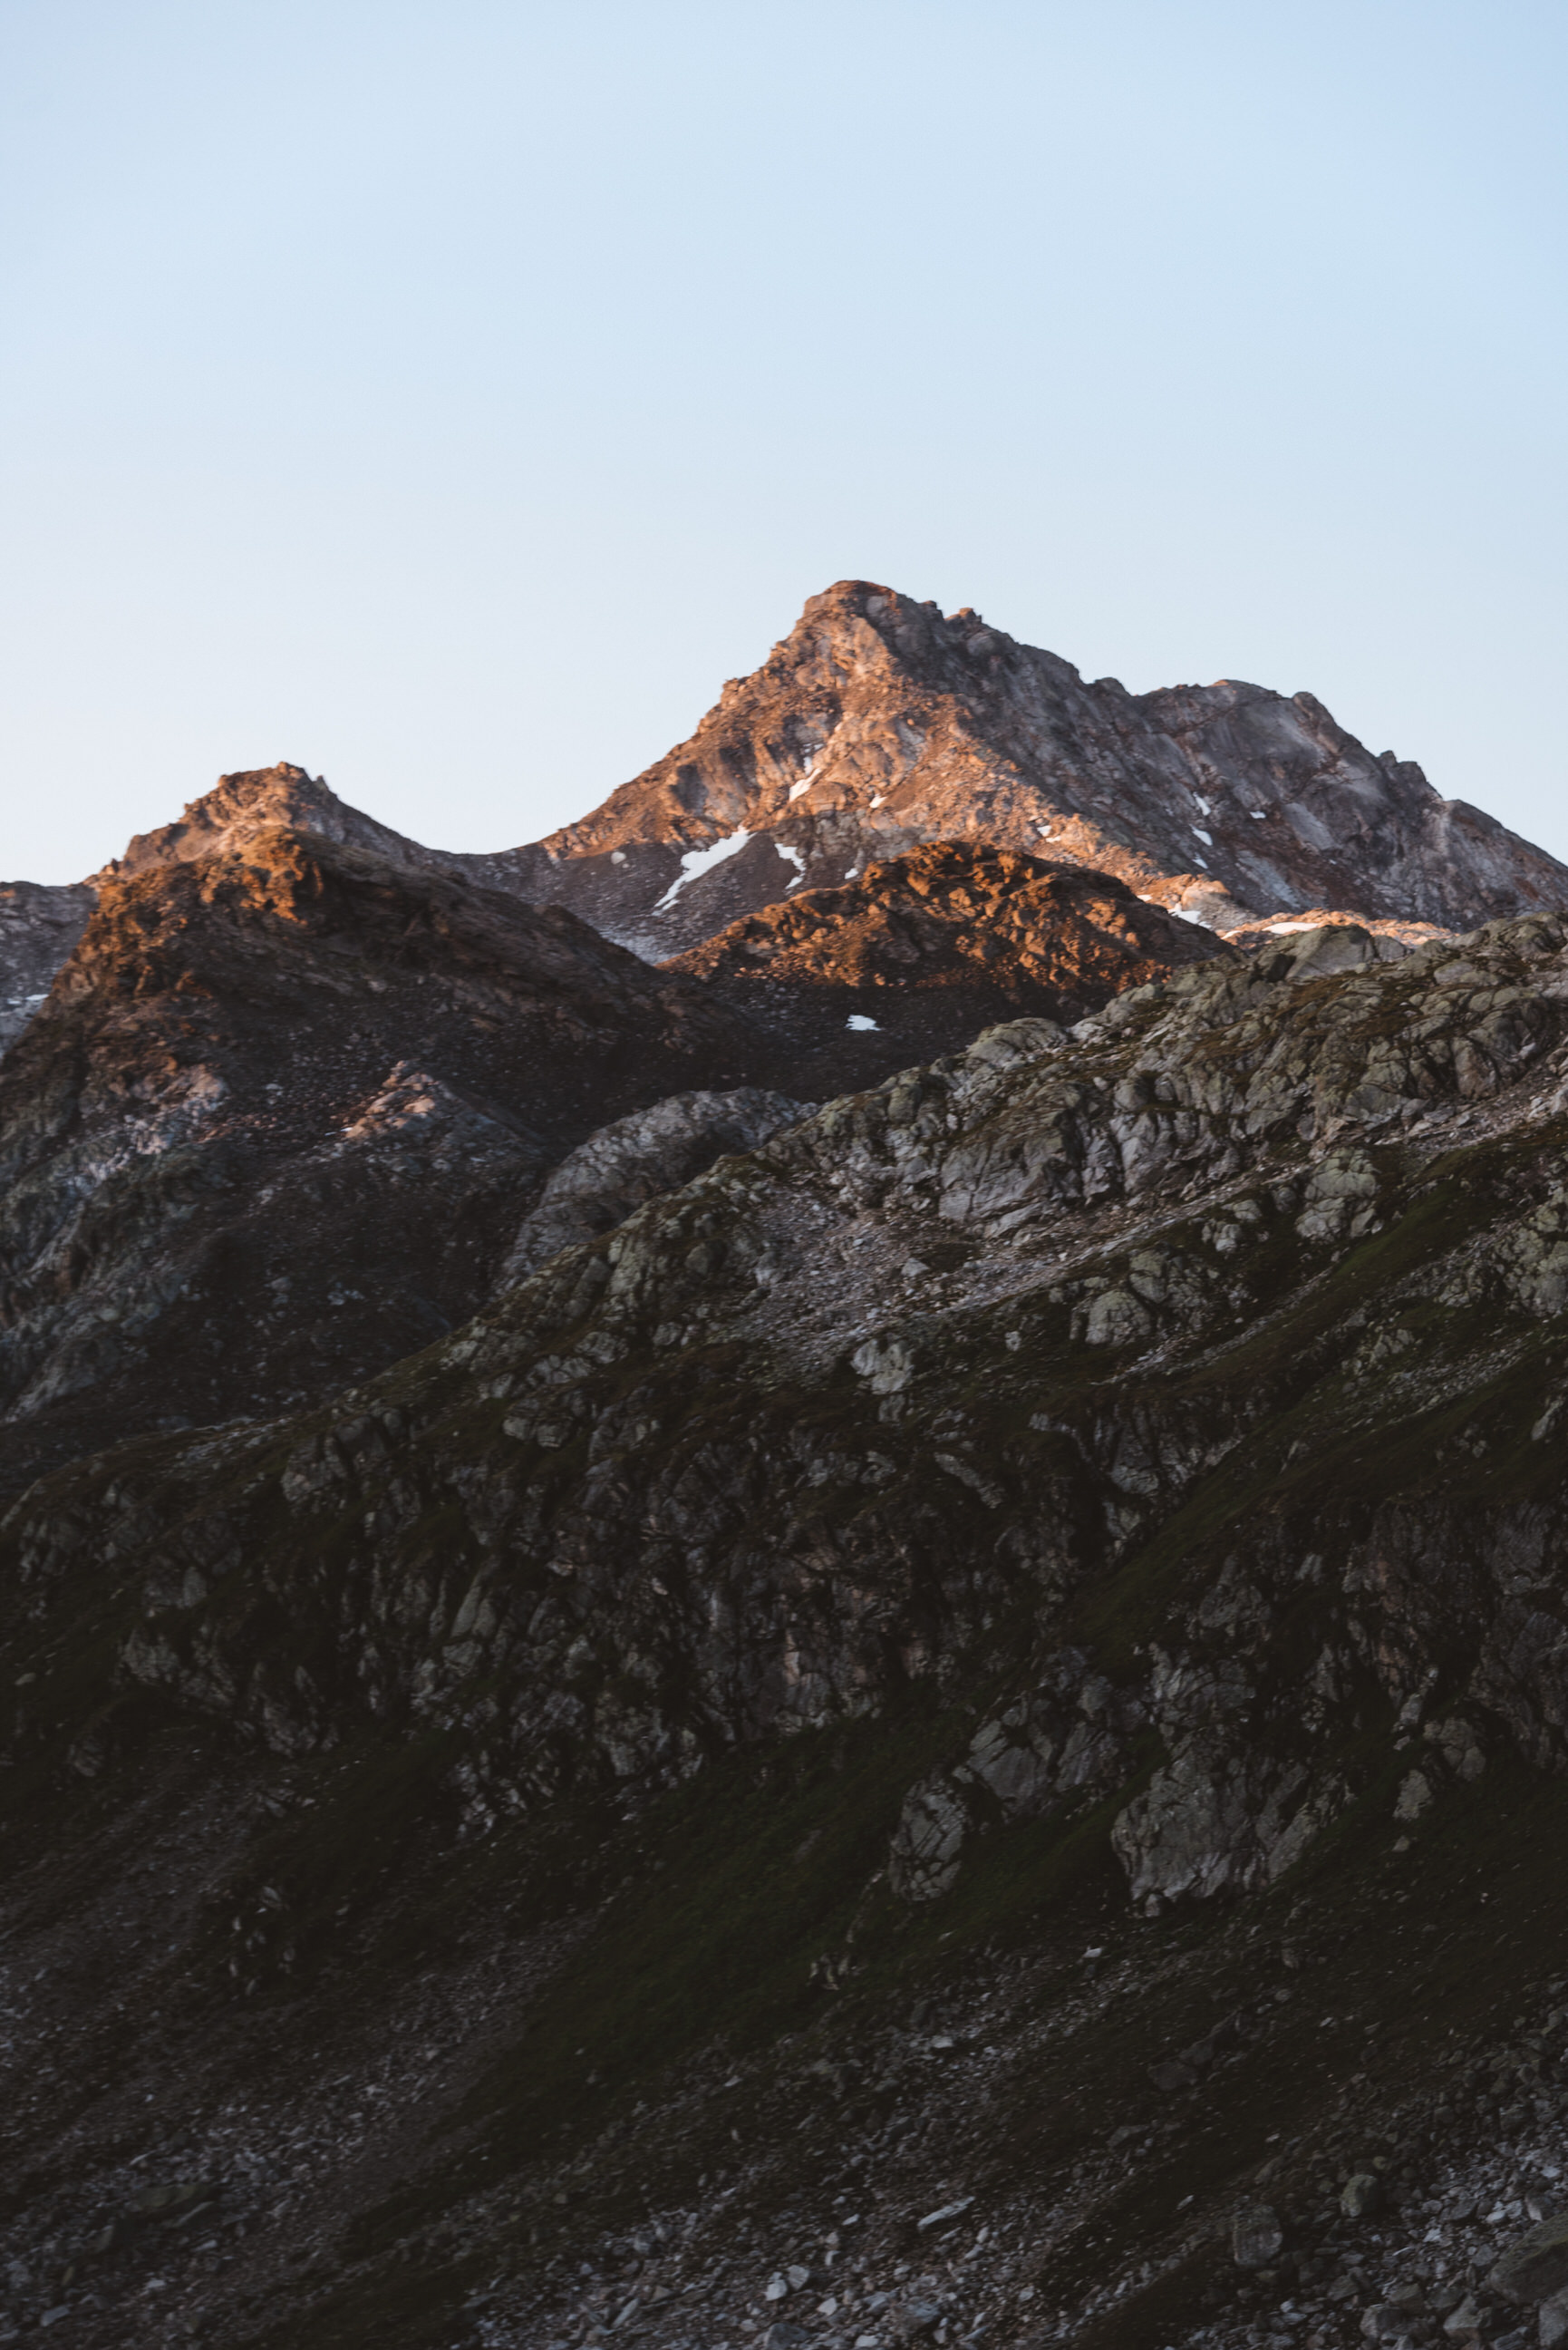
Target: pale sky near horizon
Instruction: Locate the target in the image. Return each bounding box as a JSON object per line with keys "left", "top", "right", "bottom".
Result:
{"left": 2, "top": 0, "right": 1564, "bottom": 884}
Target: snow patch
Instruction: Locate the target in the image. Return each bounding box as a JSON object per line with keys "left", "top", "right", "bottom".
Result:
{"left": 788, "top": 777, "right": 813, "bottom": 801}
{"left": 653, "top": 828, "right": 751, "bottom": 911}
{"left": 776, "top": 843, "right": 807, "bottom": 890}
{"left": 847, "top": 1014, "right": 879, "bottom": 1032}
{"left": 1136, "top": 892, "right": 1216, "bottom": 931}
{"left": 1250, "top": 810, "right": 1267, "bottom": 820}
{"left": 1192, "top": 827, "right": 1213, "bottom": 846}
{"left": 869, "top": 793, "right": 886, "bottom": 809}
{"left": 1193, "top": 793, "right": 1213, "bottom": 816}
{"left": 610, "top": 850, "right": 626, "bottom": 864}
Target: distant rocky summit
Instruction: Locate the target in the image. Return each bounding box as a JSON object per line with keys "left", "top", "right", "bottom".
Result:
{"left": 5, "top": 580, "right": 1565, "bottom": 1032}
{"left": 508, "top": 578, "right": 1568, "bottom": 951}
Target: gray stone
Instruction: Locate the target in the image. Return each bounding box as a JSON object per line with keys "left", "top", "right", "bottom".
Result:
{"left": 499, "top": 1088, "right": 808, "bottom": 1283}
{"left": 1084, "top": 1287, "right": 1152, "bottom": 1348}
{"left": 1365, "top": 2288, "right": 1428, "bottom": 2341}
{"left": 1233, "top": 2203, "right": 1284, "bottom": 2269}
{"left": 888, "top": 1777, "right": 973, "bottom": 1902}
{"left": 886, "top": 2302, "right": 942, "bottom": 2341}
{"left": 1342, "top": 2174, "right": 1385, "bottom": 2218}
{"left": 1495, "top": 2215, "right": 1568, "bottom": 2306}
{"left": 1394, "top": 1770, "right": 1435, "bottom": 1821}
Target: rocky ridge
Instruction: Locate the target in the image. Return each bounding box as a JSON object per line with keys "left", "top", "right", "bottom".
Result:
{"left": 7, "top": 578, "right": 1561, "bottom": 1033}
{"left": 0, "top": 818, "right": 1249, "bottom": 1508}
{"left": 97, "top": 762, "right": 537, "bottom": 902}
{"left": 0, "top": 824, "right": 768, "bottom": 1504}
{"left": 508, "top": 581, "right": 1568, "bottom": 954}
{"left": 9, "top": 913, "right": 1568, "bottom": 2345}
{"left": 664, "top": 842, "right": 1234, "bottom": 1089}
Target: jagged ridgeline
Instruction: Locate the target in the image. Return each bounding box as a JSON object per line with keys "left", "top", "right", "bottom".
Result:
{"left": 11, "top": 911, "right": 1568, "bottom": 2347}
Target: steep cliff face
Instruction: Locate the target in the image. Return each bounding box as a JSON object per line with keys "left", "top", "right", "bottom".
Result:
{"left": 9, "top": 915, "right": 1568, "bottom": 2346}
{"left": 0, "top": 879, "right": 95, "bottom": 1054}
{"left": 512, "top": 580, "right": 1568, "bottom": 952}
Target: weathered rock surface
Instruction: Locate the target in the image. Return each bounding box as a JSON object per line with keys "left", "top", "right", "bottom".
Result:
{"left": 0, "top": 825, "right": 765, "bottom": 1500}
{"left": 663, "top": 838, "right": 1234, "bottom": 1082}
{"left": 498, "top": 1085, "right": 808, "bottom": 1283}
{"left": 508, "top": 579, "right": 1568, "bottom": 953}
{"left": 0, "top": 877, "right": 95, "bottom": 1053}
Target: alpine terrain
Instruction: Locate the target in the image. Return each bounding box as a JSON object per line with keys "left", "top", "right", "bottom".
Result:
{"left": 5, "top": 588, "right": 1568, "bottom": 2350}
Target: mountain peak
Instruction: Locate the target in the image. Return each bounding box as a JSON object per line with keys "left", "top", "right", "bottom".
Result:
{"left": 92, "top": 762, "right": 477, "bottom": 889}
{"left": 520, "top": 579, "right": 1568, "bottom": 957}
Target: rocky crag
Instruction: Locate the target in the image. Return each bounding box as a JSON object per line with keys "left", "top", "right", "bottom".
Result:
{"left": 666, "top": 842, "right": 1234, "bottom": 1090}
{"left": 0, "top": 826, "right": 769, "bottom": 1506}
{"left": 9, "top": 912, "right": 1568, "bottom": 2347}
{"left": 0, "top": 879, "right": 95, "bottom": 1055}
{"left": 6, "top": 586, "right": 1568, "bottom": 2350}
{"left": 508, "top": 581, "right": 1568, "bottom": 954}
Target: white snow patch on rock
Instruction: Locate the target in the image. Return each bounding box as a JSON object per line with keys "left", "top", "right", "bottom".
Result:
{"left": 653, "top": 828, "right": 751, "bottom": 911}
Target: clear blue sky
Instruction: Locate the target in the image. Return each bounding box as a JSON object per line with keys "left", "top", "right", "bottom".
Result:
{"left": 2, "top": 0, "right": 1563, "bottom": 884}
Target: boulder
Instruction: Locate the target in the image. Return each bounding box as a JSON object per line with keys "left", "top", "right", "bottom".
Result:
{"left": 1495, "top": 2214, "right": 1568, "bottom": 2307}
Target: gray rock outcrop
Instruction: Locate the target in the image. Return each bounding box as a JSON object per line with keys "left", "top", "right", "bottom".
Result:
{"left": 498, "top": 1087, "right": 809, "bottom": 1283}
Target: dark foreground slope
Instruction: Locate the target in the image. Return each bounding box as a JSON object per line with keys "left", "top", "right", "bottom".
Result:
{"left": 0, "top": 827, "right": 766, "bottom": 1501}
{"left": 8, "top": 921, "right": 1568, "bottom": 2346}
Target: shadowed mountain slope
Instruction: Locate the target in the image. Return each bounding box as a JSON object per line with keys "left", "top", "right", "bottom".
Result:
{"left": 0, "top": 879, "right": 97, "bottom": 1054}
{"left": 0, "top": 828, "right": 1248, "bottom": 1504}
{"left": 10, "top": 917, "right": 1568, "bottom": 2344}
{"left": 0, "top": 827, "right": 764, "bottom": 1501}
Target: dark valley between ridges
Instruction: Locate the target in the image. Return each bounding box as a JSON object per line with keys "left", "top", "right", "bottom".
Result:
{"left": 6, "top": 586, "right": 1568, "bottom": 2350}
